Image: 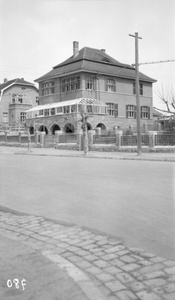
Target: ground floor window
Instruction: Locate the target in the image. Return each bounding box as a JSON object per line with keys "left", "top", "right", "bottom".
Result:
{"left": 126, "top": 105, "right": 136, "bottom": 118}
{"left": 107, "top": 103, "right": 118, "bottom": 117}
{"left": 141, "top": 106, "right": 150, "bottom": 119}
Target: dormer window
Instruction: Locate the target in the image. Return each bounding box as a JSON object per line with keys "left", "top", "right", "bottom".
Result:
{"left": 102, "top": 58, "right": 111, "bottom": 63}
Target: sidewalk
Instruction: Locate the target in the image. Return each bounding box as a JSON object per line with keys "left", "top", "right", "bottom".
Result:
{"left": 0, "top": 145, "right": 175, "bottom": 162}
{"left": 0, "top": 209, "right": 175, "bottom": 300}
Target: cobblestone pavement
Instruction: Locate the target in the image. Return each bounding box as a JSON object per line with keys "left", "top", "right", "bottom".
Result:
{"left": 0, "top": 210, "right": 175, "bottom": 300}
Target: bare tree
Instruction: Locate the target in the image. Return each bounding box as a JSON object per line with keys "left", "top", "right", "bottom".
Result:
{"left": 155, "top": 84, "right": 175, "bottom": 114}
{"left": 64, "top": 104, "right": 93, "bottom": 155}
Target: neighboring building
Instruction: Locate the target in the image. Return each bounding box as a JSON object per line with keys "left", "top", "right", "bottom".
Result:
{"left": 0, "top": 78, "right": 39, "bottom": 129}
{"left": 26, "top": 41, "right": 156, "bottom": 134}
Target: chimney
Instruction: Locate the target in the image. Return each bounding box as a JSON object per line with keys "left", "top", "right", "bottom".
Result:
{"left": 4, "top": 78, "right": 8, "bottom": 83}
{"left": 101, "top": 49, "right": 106, "bottom": 53}
{"left": 73, "top": 41, "right": 79, "bottom": 58}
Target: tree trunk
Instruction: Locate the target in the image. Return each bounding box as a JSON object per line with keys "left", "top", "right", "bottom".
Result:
{"left": 83, "top": 124, "right": 88, "bottom": 155}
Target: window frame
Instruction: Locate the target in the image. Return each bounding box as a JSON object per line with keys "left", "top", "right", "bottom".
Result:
{"left": 105, "top": 78, "right": 116, "bottom": 92}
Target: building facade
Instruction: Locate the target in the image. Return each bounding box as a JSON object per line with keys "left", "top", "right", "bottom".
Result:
{"left": 0, "top": 78, "right": 39, "bottom": 130}
{"left": 26, "top": 41, "right": 156, "bottom": 134}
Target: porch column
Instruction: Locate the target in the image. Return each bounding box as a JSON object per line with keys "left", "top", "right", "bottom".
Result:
{"left": 149, "top": 132, "right": 156, "bottom": 149}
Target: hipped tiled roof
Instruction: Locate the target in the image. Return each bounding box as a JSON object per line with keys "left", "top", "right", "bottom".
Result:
{"left": 35, "top": 46, "right": 156, "bottom": 83}
{"left": 0, "top": 78, "right": 37, "bottom": 92}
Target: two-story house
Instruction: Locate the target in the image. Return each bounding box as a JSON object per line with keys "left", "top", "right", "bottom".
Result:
{"left": 0, "top": 78, "right": 39, "bottom": 130}
{"left": 26, "top": 41, "right": 156, "bottom": 134}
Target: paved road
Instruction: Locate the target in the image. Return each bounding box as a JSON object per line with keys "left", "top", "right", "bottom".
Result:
{"left": 0, "top": 152, "right": 174, "bottom": 259}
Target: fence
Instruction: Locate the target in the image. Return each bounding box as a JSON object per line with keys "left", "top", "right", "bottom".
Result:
{"left": 93, "top": 134, "right": 116, "bottom": 144}
{"left": 59, "top": 134, "right": 77, "bottom": 143}
{"left": 155, "top": 134, "right": 175, "bottom": 146}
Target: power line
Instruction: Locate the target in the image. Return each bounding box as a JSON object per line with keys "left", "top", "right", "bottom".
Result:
{"left": 132, "top": 59, "right": 175, "bottom": 66}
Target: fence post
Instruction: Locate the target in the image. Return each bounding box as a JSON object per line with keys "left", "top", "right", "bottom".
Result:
{"left": 55, "top": 130, "right": 62, "bottom": 148}
{"left": 4, "top": 131, "right": 7, "bottom": 143}
{"left": 149, "top": 132, "right": 156, "bottom": 149}
{"left": 116, "top": 130, "right": 123, "bottom": 148}
{"left": 19, "top": 131, "right": 21, "bottom": 144}
{"left": 88, "top": 130, "right": 95, "bottom": 146}
{"left": 96, "top": 127, "right": 101, "bottom": 136}
{"left": 40, "top": 132, "right": 46, "bottom": 148}
{"left": 77, "top": 130, "right": 83, "bottom": 151}
{"left": 143, "top": 123, "right": 148, "bottom": 134}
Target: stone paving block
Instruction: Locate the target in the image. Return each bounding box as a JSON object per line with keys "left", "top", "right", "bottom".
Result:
{"left": 152, "top": 287, "right": 164, "bottom": 295}
{"left": 150, "top": 256, "right": 166, "bottom": 263}
{"left": 164, "top": 266, "right": 175, "bottom": 275}
{"left": 75, "top": 260, "right": 93, "bottom": 269}
{"left": 82, "top": 244, "right": 97, "bottom": 250}
{"left": 86, "top": 266, "right": 103, "bottom": 275}
{"left": 76, "top": 239, "right": 94, "bottom": 247}
{"left": 94, "top": 259, "right": 111, "bottom": 269}
{"left": 96, "top": 284, "right": 111, "bottom": 296}
{"left": 120, "top": 255, "right": 136, "bottom": 263}
{"left": 104, "top": 245, "right": 125, "bottom": 253}
{"left": 84, "top": 254, "right": 98, "bottom": 262}
{"left": 120, "top": 263, "right": 141, "bottom": 272}
{"left": 164, "top": 282, "right": 175, "bottom": 293}
{"left": 89, "top": 247, "right": 103, "bottom": 253}
{"left": 162, "top": 293, "right": 175, "bottom": 300}
{"left": 137, "top": 290, "right": 162, "bottom": 300}
{"left": 67, "top": 255, "right": 82, "bottom": 263}
{"left": 116, "top": 250, "right": 130, "bottom": 256}
{"left": 92, "top": 250, "right": 106, "bottom": 257}
{"left": 101, "top": 253, "right": 117, "bottom": 261}
{"left": 137, "top": 260, "right": 153, "bottom": 267}
{"left": 163, "top": 260, "right": 175, "bottom": 267}
{"left": 105, "top": 280, "right": 125, "bottom": 292}
{"left": 104, "top": 266, "right": 123, "bottom": 275}
{"left": 110, "top": 258, "right": 125, "bottom": 267}
{"left": 61, "top": 251, "right": 74, "bottom": 258}
{"left": 127, "top": 281, "right": 146, "bottom": 292}
{"left": 67, "top": 245, "right": 80, "bottom": 252}
{"left": 92, "top": 235, "right": 106, "bottom": 241}
{"left": 168, "top": 274, "right": 175, "bottom": 282}
{"left": 115, "top": 289, "right": 138, "bottom": 300}
{"left": 116, "top": 272, "right": 135, "bottom": 283}
{"left": 138, "top": 263, "right": 165, "bottom": 274}
{"left": 142, "top": 270, "right": 168, "bottom": 280}
{"left": 76, "top": 249, "right": 90, "bottom": 256}
{"left": 139, "top": 251, "right": 156, "bottom": 259}
{"left": 96, "top": 239, "right": 110, "bottom": 246}
{"left": 143, "top": 278, "right": 167, "bottom": 288}
{"left": 96, "top": 273, "right": 114, "bottom": 283}
{"left": 67, "top": 238, "right": 83, "bottom": 245}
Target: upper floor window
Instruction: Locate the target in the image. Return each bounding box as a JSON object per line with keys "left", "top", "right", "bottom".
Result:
{"left": 85, "top": 76, "right": 95, "bottom": 90}
{"left": 44, "top": 109, "right": 49, "bottom": 116}
{"left": 106, "top": 103, "right": 118, "bottom": 117}
{"left": 36, "top": 97, "right": 39, "bottom": 105}
{"left": 51, "top": 108, "right": 55, "bottom": 116}
{"left": 105, "top": 79, "right": 116, "bottom": 92}
{"left": 42, "top": 81, "right": 55, "bottom": 96}
{"left": 141, "top": 106, "right": 150, "bottom": 119}
{"left": 12, "top": 94, "right": 23, "bottom": 103}
{"left": 3, "top": 112, "right": 8, "bottom": 123}
{"left": 133, "top": 82, "right": 143, "bottom": 95}
{"left": 20, "top": 112, "right": 26, "bottom": 122}
{"left": 126, "top": 105, "right": 136, "bottom": 118}
{"left": 61, "top": 76, "right": 80, "bottom": 92}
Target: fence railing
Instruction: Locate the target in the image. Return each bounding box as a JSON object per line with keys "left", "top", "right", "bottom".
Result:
{"left": 93, "top": 134, "right": 116, "bottom": 144}
{"left": 59, "top": 134, "right": 77, "bottom": 143}
{"left": 155, "top": 134, "right": 175, "bottom": 146}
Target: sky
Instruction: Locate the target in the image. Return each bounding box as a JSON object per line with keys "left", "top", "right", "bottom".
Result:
{"left": 0, "top": 0, "right": 175, "bottom": 110}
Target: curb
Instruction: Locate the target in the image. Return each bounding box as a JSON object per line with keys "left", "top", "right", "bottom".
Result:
{"left": 42, "top": 250, "right": 106, "bottom": 300}
{"left": 14, "top": 151, "right": 175, "bottom": 162}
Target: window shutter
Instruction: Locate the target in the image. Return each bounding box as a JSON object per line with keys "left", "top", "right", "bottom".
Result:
{"left": 105, "top": 79, "right": 108, "bottom": 91}
{"left": 134, "top": 106, "right": 137, "bottom": 119}
{"left": 126, "top": 105, "right": 128, "bottom": 118}
{"left": 113, "top": 81, "right": 116, "bottom": 92}
{"left": 114, "top": 104, "right": 118, "bottom": 117}
{"left": 140, "top": 106, "right": 143, "bottom": 119}
{"left": 148, "top": 107, "right": 150, "bottom": 119}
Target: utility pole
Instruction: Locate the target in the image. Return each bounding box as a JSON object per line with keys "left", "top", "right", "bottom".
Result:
{"left": 129, "top": 32, "right": 142, "bottom": 155}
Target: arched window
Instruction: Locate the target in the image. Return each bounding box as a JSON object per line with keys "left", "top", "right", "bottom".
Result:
{"left": 64, "top": 123, "right": 75, "bottom": 133}
{"left": 51, "top": 124, "right": 61, "bottom": 135}
{"left": 38, "top": 125, "right": 48, "bottom": 134}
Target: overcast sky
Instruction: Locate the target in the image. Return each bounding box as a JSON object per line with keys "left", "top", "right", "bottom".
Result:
{"left": 0, "top": 0, "right": 175, "bottom": 109}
